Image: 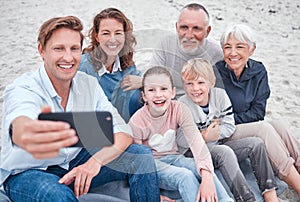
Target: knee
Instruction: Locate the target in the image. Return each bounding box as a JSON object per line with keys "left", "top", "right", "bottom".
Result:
{"left": 212, "top": 145, "right": 237, "bottom": 166}
{"left": 251, "top": 137, "right": 264, "bottom": 148}
{"left": 41, "top": 183, "right": 77, "bottom": 202}
{"left": 179, "top": 169, "right": 197, "bottom": 184}
{"left": 126, "top": 144, "right": 152, "bottom": 155}
{"left": 125, "top": 144, "right": 155, "bottom": 171}
{"left": 269, "top": 119, "right": 290, "bottom": 137}
{"left": 181, "top": 169, "right": 195, "bottom": 177}
{"left": 245, "top": 137, "right": 264, "bottom": 147}
{"left": 258, "top": 121, "right": 277, "bottom": 135}
{"left": 129, "top": 89, "right": 142, "bottom": 104}
{"left": 270, "top": 119, "right": 289, "bottom": 129}
{"left": 129, "top": 90, "right": 143, "bottom": 115}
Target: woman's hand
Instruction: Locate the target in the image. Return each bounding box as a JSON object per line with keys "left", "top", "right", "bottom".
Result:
{"left": 121, "top": 75, "right": 142, "bottom": 91}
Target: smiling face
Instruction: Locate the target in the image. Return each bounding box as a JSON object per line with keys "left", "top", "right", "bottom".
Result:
{"left": 142, "top": 74, "right": 176, "bottom": 117}
{"left": 183, "top": 76, "right": 210, "bottom": 106}
{"left": 223, "top": 35, "right": 256, "bottom": 78}
{"left": 176, "top": 8, "right": 211, "bottom": 53}
{"left": 38, "top": 27, "right": 82, "bottom": 88}
{"left": 95, "top": 18, "right": 125, "bottom": 58}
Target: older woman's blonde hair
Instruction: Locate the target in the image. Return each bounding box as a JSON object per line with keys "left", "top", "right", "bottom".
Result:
{"left": 181, "top": 58, "right": 216, "bottom": 88}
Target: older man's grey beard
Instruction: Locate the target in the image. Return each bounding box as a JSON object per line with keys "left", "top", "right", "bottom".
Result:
{"left": 179, "top": 38, "right": 200, "bottom": 54}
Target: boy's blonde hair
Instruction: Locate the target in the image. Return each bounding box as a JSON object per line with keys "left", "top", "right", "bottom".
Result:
{"left": 181, "top": 58, "right": 216, "bottom": 88}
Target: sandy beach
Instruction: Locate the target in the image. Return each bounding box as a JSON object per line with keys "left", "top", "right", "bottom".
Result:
{"left": 1, "top": 0, "right": 299, "bottom": 136}
{"left": 0, "top": 0, "right": 299, "bottom": 200}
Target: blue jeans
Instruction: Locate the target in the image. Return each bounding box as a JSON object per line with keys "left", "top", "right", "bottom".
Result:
{"left": 155, "top": 154, "right": 233, "bottom": 202}
{"left": 128, "top": 89, "right": 143, "bottom": 116}
{"left": 4, "top": 144, "right": 160, "bottom": 202}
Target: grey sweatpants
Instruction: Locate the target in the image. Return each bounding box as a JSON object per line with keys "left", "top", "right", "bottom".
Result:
{"left": 210, "top": 137, "right": 276, "bottom": 201}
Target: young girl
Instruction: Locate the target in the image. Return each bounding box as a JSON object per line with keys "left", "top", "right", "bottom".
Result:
{"left": 179, "top": 58, "right": 279, "bottom": 202}
{"left": 79, "top": 8, "right": 142, "bottom": 122}
{"left": 128, "top": 66, "right": 233, "bottom": 202}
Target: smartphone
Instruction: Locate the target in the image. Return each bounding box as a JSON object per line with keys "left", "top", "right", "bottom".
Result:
{"left": 38, "top": 111, "right": 114, "bottom": 148}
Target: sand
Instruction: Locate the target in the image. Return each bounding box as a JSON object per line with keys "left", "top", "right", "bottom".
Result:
{"left": 1, "top": 0, "right": 299, "bottom": 134}
{"left": 0, "top": 0, "right": 299, "bottom": 200}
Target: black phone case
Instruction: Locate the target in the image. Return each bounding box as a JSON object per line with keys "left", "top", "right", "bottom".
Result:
{"left": 38, "top": 111, "right": 114, "bottom": 148}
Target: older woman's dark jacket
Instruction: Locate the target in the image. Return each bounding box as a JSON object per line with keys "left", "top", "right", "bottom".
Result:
{"left": 215, "top": 59, "right": 270, "bottom": 124}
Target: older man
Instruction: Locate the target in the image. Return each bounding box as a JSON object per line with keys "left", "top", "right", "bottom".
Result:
{"left": 149, "top": 3, "right": 223, "bottom": 97}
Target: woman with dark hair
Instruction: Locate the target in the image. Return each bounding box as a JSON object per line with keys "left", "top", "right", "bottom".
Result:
{"left": 79, "top": 8, "right": 142, "bottom": 122}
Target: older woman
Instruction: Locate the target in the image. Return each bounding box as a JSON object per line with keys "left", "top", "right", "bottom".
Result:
{"left": 79, "top": 8, "right": 142, "bottom": 122}
{"left": 215, "top": 23, "right": 300, "bottom": 198}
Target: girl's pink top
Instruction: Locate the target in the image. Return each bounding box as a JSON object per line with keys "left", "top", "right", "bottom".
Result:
{"left": 129, "top": 100, "right": 213, "bottom": 175}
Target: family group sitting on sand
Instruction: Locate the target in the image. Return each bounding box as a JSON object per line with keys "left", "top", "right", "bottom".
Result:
{"left": 1, "top": 3, "right": 300, "bottom": 202}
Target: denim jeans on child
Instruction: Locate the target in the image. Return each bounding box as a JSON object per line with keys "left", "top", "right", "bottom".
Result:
{"left": 155, "top": 154, "right": 233, "bottom": 202}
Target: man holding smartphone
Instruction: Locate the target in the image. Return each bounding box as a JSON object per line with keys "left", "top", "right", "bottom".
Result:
{"left": 0, "top": 16, "right": 160, "bottom": 201}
